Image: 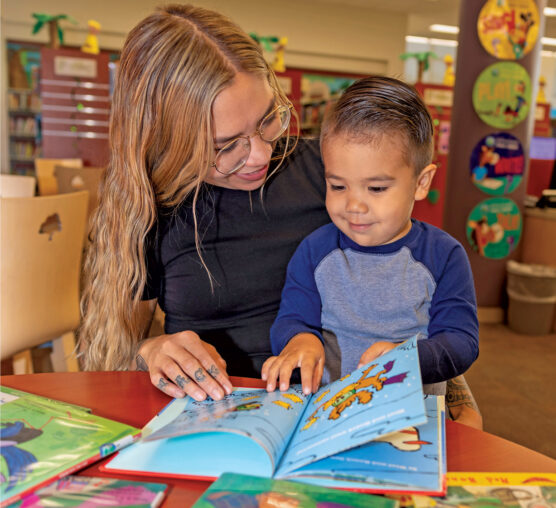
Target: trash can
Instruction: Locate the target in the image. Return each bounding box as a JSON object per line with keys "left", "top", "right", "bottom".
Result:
{"left": 506, "top": 260, "right": 556, "bottom": 335}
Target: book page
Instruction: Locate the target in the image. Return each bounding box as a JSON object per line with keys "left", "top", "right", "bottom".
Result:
{"left": 281, "top": 395, "right": 445, "bottom": 495}
{"left": 144, "top": 387, "right": 310, "bottom": 473}
{"left": 276, "top": 336, "right": 427, "bottom": 477}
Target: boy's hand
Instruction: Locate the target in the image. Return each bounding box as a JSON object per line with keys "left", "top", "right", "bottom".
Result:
{"left": 262, "top": 333, "right": 324, "bottom": 395}
{"left": 357, "top": 341, "right": 397, "bottom": 369}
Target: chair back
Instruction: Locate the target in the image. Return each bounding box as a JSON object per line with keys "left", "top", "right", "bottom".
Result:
{"left": 0, "top": 191, "right": 89, "bottom": 359}
{"left": 55, "top": 165, "right": 105, "bottom": 221}
{"left": 34, "top": 158, "right": 82, "bottom": 196}
{"left": 0, "top": 174, "right": 36, "bottom": 197}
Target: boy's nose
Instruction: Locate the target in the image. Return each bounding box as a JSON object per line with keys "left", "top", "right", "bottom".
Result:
{"left": 346, "top": 196, "right": 368, "bottom": 213}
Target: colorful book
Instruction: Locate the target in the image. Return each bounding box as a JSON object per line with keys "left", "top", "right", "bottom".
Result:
{"left": 192, "top": 472, "right": 399, "bottom": 508}
{"left": 8, "top": 476, "right": 168, "bottom": 507}
{"left": 0, "top": 386, "right": 140, "bottom": 507}
{"left": 103, "top": 337, "right": 444, "bottom": 494}
{"left": 388, "top": 472, "right": 556, "bottom": 508}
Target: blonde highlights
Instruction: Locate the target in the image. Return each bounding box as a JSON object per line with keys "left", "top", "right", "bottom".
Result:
{"left": 79, "top": 4, "right": 291, "bottom": 371}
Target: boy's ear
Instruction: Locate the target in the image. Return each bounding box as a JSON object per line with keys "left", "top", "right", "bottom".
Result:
{"left": 414, "top": 164, "right": 437, "bottom": 201}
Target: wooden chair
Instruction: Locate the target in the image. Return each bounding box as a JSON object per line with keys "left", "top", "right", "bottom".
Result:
{"left": 34, "top": 158, "right": 82, "bottom": 196}
{"left": 0, "top": 191, "right": 89, "bottom": 374}
{"left": 0, "top": 174, "right": 36, "bottom": 197}
{"left": 54, "top": 166, "right": 105, "bottom": 237}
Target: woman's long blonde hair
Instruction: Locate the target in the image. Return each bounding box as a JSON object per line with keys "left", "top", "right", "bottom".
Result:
{"left": 79, "top": 4, "right": 292, "bottom": 371}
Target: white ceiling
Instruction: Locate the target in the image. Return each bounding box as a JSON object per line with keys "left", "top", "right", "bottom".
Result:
{"left": 309, "top": 0, "right": 556, "bottom": 42}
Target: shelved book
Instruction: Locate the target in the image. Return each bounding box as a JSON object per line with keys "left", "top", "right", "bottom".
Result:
{"left": 192, "top": 472, "right": 399, "bottom": 508}
{"left": 103, "top": 336, "right": 446, "bottom": 495}
{"left": 0, "top": 387, "right": 140, "bottom": 507}
{"left": 9, "top": 476, "right": 168, "bottom": 508}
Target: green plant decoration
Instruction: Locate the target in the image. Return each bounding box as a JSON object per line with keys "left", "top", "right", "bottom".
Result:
{"left": 400, "top": 51, "right": 438, "bottom": 83}
{"left": 32, "top": 13, "right": 77, "bottom": 49}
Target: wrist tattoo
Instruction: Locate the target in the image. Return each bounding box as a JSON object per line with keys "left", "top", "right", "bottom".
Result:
{"left": 446, "top": 376, "right": 481, "bottom": 414}
{"left": 208, "top": 364, "right": 219, "bottom": 377}
{"left": 157, "top": 378, "right": 169, "bottom": 390}
{"left": 175, "top": 374, "right": 190, "bottom": 389}
{"left": 194, "top": 368, "right": 206, "bottom": 382}
{"left": 135, "top": 354, "right": 148, "bottom": 372}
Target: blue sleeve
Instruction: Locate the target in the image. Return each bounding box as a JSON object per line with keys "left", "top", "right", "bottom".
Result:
{"left": 418, "top": 243, "right": 479, "bottom": 383}
{"left": 270, "top": 238, "right": 324, "bottom": 355}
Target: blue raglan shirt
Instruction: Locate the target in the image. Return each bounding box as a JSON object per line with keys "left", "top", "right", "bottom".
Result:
{"left": 270, "top": 220, "right": 479, "bottom": 384}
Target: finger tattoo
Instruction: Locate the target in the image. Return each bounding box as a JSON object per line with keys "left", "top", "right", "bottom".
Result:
{"left": 175, "top": 374, "right": 190, "bottom": 389}
{"left": 208, "top": 364, "right": 219, "bottom": 377}
{"left": 157, "top": 378, "right": 169, "bottom": 390}
{"left": 194, "top": 368, "right": 206, "bottom": 382}
{"left": 135, "top": 354, "right": 148, "bottom": 371}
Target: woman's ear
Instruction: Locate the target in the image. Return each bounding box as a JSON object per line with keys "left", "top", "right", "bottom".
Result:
{"left": 414, "top": 164, "right": 437, "bottom": 201}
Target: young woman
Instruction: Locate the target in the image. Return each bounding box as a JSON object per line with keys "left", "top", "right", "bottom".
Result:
{"left": 79, "top": 4, "right": 329, "bottom": 400}
{"left": 79, "top": 4, "right": 481, "bottom": 430}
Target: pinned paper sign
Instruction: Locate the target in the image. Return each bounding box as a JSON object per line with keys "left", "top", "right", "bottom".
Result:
{"left": 477, "top": 0, "right": 539, "bottom": 60}
{"left": 469, "top": 133, "right": 524, "bottom": 196}
{"left": 466, "top": 198, "right": 521, "bottom": 259}
{"left": 472, "top": 62, "right": 531, "bottom": 129}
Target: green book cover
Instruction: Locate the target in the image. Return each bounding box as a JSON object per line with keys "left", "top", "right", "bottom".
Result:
{"left": 9, "top": 475, "right": 167, "bottom": 507}
{"left": 193, "top": 472, "right": 400, "bottom": 508}
{"left": 0, "top": 386, "right": 139, "bottom": 507}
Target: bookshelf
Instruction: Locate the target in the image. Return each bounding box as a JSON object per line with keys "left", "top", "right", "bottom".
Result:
{"left": 7, "top": 89, "right": 42, "bottom": 175}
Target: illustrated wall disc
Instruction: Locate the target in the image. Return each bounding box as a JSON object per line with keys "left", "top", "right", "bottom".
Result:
{"left": 466, "top": 198, "right": 522, "bottom": 259}
{"left": 472, "top": 62, "right": 531, "bottom": 129}
{"left": 477, "top": 0, "right": 539, "bottom": 60}
{"left": 469, "top": 133, "right": 524, "bottom": 195}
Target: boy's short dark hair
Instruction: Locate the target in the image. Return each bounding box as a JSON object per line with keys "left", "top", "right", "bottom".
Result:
{"left": 320, "top": 76, "right": 434, "bottom": 173}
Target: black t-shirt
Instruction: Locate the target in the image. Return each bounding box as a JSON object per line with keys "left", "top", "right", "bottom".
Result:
{"left": 144, "top": 138, "right": 330, "bottom": 376}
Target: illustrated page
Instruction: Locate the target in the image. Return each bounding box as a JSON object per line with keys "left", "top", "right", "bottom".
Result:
{"left": 282, "top": 395, "right": 445, "bottom": 494}
{"left": 144, "top": 387, "right": 310, "bottom": 472}
{"left": 276, "top": 336, "right": 427, "bottom": 476}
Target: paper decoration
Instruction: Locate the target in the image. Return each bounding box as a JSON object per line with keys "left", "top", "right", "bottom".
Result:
{"left": 466, "top": 198, "right": 521, "bottom": 259}
{"left": 477, "top": 0, "right": 539, "bottom": 60}
{"left": 469, "top": 133, "right": 524, "bottom": 195}
{"left": 472, "top": 62, "right": 531, "bottom": 129}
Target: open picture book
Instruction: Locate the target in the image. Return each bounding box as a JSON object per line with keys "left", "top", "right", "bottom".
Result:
{"left": 0, "top": 386, "right": 140, "bottom": 507}
{"left": 103, "top": 336, "right": 446, "bottom": 495}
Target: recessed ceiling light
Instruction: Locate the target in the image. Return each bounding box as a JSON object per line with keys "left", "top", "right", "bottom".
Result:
{"left": 542, "top": 36, "right": 556, "bottom": 46}
{"left": 406, "top": 35, "right": 458, "bottom": 47}
{"left": 429, "top": 24, "right": 460, "bottom": 34}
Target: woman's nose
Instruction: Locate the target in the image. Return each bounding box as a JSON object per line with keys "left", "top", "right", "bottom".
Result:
{"left": 245, "top": 134, "right": 272, "bottom": 167}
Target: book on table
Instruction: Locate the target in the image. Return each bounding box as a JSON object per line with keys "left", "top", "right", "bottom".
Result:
{"left": 386, "top": 472, "right": 556, "bottom": 508}
{"left": 103, "top": 335, "right": 447, "bottom": 495}
{"left": 192, "top": 472, "right": 400, "bottom": 508}
{"left": 0, "top": 386, "right": 140, "bottom": 507}
{"left": 9, "top": 475, "right": 168, "bottom": 508}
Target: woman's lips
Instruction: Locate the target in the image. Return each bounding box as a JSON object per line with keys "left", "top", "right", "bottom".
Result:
{"left": 235, "top": 165, "right": 269, "bottom": 181}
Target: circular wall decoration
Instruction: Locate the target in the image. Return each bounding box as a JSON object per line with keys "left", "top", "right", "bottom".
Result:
{"left": 466, "top": 198, "right": 522, "bottom": 259}
{"left": 477, "top": 0, "right": 539, "bottom": 60}
{"left": 469, "top": 133, "right": 524, "bottom": 195}
{"left": 472, "top": 62, "right": 531, "bottom": 129}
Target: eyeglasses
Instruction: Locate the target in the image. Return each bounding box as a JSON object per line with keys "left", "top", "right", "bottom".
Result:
{"left": 211, "top": 104, "right": 292, "bottom": 175}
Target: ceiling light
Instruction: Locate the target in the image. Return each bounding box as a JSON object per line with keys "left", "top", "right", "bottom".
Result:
{"left": 406, "top": 35, "right": 458, "bottom": 47}
{"left": 429, "top": 24, "right": 460, "bottom": 34}
{"left": 544, "top": 7, "right": 556, "bottom": 16}
{"left": 542, "top": 37, "right": 556, "bottom": 46}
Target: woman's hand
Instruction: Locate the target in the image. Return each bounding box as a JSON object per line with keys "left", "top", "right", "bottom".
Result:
{"left": 261, "top": 333, "right": 324, "bottom": 395}
{"left": 135, "top": 331, "right": 233, "bottom": 401}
